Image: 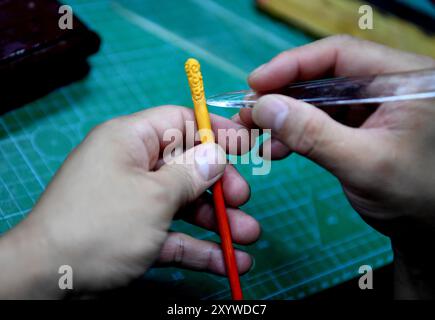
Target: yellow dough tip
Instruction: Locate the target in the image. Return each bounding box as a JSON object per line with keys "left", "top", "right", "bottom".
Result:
{"left": 185, "top": 58, "right": 205, "bottom": 104}
{"left": 185, "top": 58, "right": 200, "bottom": 67}
{"left": 184, "top": 58, "right": 214, "bottom": 143}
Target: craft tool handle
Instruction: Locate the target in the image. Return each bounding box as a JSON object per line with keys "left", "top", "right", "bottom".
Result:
{"left": 207, "top": 68, "right": 435, "bottom": 109}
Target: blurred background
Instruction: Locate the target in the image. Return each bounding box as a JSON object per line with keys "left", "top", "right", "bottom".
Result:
{"left": 0, "top": 0, "right": 434, "bottom": 299}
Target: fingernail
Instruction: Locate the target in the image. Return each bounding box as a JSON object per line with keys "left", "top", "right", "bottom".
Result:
{"left": 194, "top": 143, "right": 226, "bottom": 181}
{"left": 235, "top": 251, "right": 253, "bottom": 272}
{"left": 249, "top": 63, "right": 267, "bottom": 79}
{"left": 254, "top": 95, "right": 289, "bottom": 131}
{"left": 231, "top": 113, "right": 240, "bottom": 122}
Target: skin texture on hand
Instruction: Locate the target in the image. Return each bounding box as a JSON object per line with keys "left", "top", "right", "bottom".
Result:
{"left": 237, "top": 35, "right": 435, "bottom": 299}
{"left": 0, "top": 106, "right": 260, "bottom": 299}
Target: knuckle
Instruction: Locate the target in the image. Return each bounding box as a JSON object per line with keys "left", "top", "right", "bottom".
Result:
{"left": 99, "top": 118, "right": 123, "bottom": 131}
{"left": 292, "top": 114, "right": 324, "bottom": 156}
{"left": 329, "top": 34, "right": 356, "bottom": 44}
{"left": 172, "top": 233, "right": 186, "bottom": 264}
{"left": 90, "top": 118, "right": 124, "bottom": 140}
{"left": 372, "top": 150, "right": 396, "bottom": 180}
{"left": 149, "top": 177, "right": 170, "bottom": 203}
{"left": 205, "top": 244, "right": 220, "bottom": 272}
{"left": 278, "top": 49, "right": 294, "bottom": 61}
{"left": 166, "top": 164, "right": 198, "bottom": 205}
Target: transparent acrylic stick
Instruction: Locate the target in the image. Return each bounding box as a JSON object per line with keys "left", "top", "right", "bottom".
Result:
{"left": 206, "top": 69, "right": 435, "bottom": 108}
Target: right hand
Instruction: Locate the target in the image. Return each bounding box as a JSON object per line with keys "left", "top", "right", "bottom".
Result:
{"left": 236, "top": 35, "right": 435, "bottom": 298}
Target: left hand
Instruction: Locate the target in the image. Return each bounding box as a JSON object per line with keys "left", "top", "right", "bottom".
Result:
{"left": 0, "top": 106, "right": 260, "bottom": 299}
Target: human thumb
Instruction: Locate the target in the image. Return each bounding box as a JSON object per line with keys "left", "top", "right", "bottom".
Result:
{"left": 156, "top": 142, "right": 227, "bottom": 208}
{"left": 252, "top": 94, "right": 378, "bottom": 183}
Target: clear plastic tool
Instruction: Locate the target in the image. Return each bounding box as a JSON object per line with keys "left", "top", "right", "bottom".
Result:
{"left": 206, "top": 69, "right": 435, "bottom": 108}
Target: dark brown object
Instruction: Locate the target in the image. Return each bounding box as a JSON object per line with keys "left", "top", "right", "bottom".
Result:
{"left": 0, "top": 0, "right": 100, "bottom": 114}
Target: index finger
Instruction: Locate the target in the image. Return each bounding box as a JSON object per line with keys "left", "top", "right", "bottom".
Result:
{"left": 122, "top": 105, "right": 253, "bottom": 169}
{"left": 248, "top": 35, "right": 435, "bottom": 92}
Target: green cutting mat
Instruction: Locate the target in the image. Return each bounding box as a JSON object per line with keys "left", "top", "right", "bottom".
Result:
{"left": 0, "top": 0, "right": 392, "bottom": 299}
